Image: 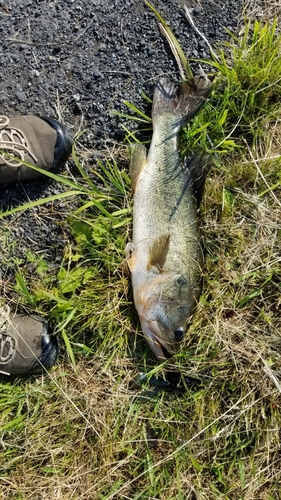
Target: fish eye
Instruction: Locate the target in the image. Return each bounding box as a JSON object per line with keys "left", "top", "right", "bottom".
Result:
{"left": 175, "top": 275, "right": 187, "bottom": 287}
{"left": 174, "top": 328, "right": 184, "bottom": 341}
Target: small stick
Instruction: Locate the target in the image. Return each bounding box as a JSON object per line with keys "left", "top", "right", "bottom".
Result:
{"left": 184, "top": 5, "right": 219, "bottom": 61}
{"left": 159, "top": 24, "right": 186, "bottom": 80}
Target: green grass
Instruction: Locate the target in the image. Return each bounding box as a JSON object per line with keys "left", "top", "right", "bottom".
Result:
{"left": 0, "top": 9, "right": 281, "bottom": 500}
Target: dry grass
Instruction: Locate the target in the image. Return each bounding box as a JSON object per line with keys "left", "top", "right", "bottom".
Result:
{"left": 244, "top": 0, "right": 281, "bottom": 20}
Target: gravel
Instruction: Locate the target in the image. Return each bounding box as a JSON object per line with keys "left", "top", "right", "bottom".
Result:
{"left": 0, "top": 0, "right": 265, "bottom": 280}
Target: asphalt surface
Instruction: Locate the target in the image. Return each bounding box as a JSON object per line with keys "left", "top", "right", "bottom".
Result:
{"left": 0, "top": 0, "right": 264, "bottom": 287}
{"left": 0, "top": 0, "right": 247, "bottom": 140}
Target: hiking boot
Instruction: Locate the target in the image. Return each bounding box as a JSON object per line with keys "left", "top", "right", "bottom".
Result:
{"left": 0, "top": 115, "right": 73, "bottom": 184}
{"left": 0, "top": 305, "right": 60, "bottom": 376}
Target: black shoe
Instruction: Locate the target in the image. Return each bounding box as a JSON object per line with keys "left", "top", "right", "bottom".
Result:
{"left": 0, "top": 114, "right": 73, "bottom": 184}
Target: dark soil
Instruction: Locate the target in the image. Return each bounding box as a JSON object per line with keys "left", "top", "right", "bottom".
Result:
{"left": 0, "top": 0, "right": 264, "bottom": 287}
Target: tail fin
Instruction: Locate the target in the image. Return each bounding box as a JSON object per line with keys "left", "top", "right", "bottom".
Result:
{"left": 152, "top": 76, "right": 211, "bottom": 126}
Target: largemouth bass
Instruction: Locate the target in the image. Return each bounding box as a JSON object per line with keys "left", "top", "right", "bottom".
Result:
{"left": 126, "top": 76, "right": 211, "bottom": 360}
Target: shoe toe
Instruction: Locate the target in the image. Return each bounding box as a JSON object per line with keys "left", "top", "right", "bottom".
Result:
{"left": 40, "top": 326, "right": 61, "bottom": 370}
{"left": 0, "top": 312, "right": 61, "bottom": 375}
{"left": 39, "top": 116, "right": 73, "bottom": 172}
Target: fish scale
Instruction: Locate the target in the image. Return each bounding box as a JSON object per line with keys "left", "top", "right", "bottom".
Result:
{"left": 134, "top": 123, "right": 200, "bottom": 275}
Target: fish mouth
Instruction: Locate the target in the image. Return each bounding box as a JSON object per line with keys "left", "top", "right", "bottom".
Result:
{"left": 141, "top": 320, "right": 177, "bottom": 361}
{"left": 146, "top": 334, "right": 173, "bottom": 360}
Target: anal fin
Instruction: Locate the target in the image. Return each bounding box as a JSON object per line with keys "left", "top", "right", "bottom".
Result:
{"left": 130, "top": 144, "right": 147, "bottom": 189}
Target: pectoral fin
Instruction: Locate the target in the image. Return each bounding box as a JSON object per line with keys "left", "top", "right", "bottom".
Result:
{"left": 130, "top": 144, "right": 147, "bottom": 189}
{"left": 148, "top": 234, "right": 170, "bottom": 271}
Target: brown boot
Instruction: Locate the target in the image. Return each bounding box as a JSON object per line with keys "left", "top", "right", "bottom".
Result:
{"left": 0, "top": 115, "right": 73, "bottom": 184}
{"left": 0, "top": 305, "right": 60, "bottom": 376}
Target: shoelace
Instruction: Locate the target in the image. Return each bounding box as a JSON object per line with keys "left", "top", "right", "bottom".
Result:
{"left": 0, "top": 334, "right": 14, "bottom": 362}
{"left": 0, "top": 305, "right": 14, "bottom": 362}
{"left": 0, "top": 115, "right": 37, "bottom": 167}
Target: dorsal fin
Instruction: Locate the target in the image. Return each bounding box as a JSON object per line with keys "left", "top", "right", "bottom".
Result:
{"left": 125, "top": 242, "right": 137, "bottom": 272}
{"left": 183, "top": 152, "right": 212, "bottom": 206}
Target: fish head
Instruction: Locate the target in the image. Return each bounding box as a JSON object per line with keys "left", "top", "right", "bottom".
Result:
{"left": 136, "top": 273, "right": 201, "bottom": 360}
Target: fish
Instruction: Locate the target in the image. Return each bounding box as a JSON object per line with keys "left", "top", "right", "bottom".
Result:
{"left": 126, "top": 76, "right": 212, "bottom": 360}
